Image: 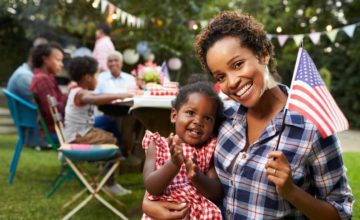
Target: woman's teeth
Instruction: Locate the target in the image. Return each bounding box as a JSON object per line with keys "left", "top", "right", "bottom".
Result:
{"left": 236, "top": 83, "right": 252, "bottom": 97}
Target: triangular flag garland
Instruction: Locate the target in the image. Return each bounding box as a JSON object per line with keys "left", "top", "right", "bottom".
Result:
{"left": 269, "top": 22, "right": 360, "bottom": 47}
{"left": 100, "top": 0, "right": 144, "bottom": 28}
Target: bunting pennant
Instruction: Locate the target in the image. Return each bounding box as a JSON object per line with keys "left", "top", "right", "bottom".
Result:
{"left": 97, "top": 0, "right": 144, "bottom": 28}
{"left": 277, "top": 35, "right": 289, "bottom": 47}
{"left": 293, "top": 34, "right": 304, "bottom": 46}
{"left": 343, "top": 24, "right": 356, "bottom": 38}
{"left": 326, "top": 29, "right": 339, "bottom": 42}
{"left": 308, "top": 32, "right": 321, "bottom": 45}
{"left": 100, "top": 0, "right": 107, "bottom": 14}
{"left": 268, "top": 22, "right": 360, "bottom": 47}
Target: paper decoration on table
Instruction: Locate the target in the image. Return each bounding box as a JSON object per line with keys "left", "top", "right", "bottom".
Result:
{"left": 136, "top": 41, "right": 149, "bottom": 55}
{"left": 123, "top": 49, "right": 140, "bottom": 65}
{"left": 143, "top": 52, "right": 155, "bottom": 61}
{"left": 146, "top": 82, "right": 179, "bottom": 96}
{"left": 168, "top": 57, "right": 182, "bottom": 70}
{"left": 161, "top": 61, "right": 171, "bottom": 83}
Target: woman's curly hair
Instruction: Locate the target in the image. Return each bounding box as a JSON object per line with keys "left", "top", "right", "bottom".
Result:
{"left": 195, "top": 11, "right": 280, "bottom": 80}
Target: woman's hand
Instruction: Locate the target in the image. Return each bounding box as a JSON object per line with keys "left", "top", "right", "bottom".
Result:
{"left": 168, "top": 133, "right": 185, "bottom": 167}
{"left": 142, "top": 194, "right": 190, "bottom": 219}
{"left": 265, "top": 151, "right": 295, "bottom": 198}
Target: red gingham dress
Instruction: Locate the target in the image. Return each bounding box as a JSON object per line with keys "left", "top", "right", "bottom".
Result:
{"left": 142, "top": 130, "right": 222, "bottom": 220}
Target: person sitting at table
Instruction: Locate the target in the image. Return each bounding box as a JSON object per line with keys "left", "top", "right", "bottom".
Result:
{"left": 64, "top": 56, "right": 132, "bottom": 195}
{"left": 94, "top": 51, "right": 138, "bottom": 157}
{"left": 142, "top": 81, "right": 225, "bottom": 219}
{"left": 7, "top": 38, "right": 49, "bottom": 149}
{"left": 30, "top": 42, "right": 68, "bottom": 144}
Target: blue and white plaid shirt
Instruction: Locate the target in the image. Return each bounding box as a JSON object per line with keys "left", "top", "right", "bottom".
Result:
{"left": 215, "top": 85, "right": 353, "bottom": 219}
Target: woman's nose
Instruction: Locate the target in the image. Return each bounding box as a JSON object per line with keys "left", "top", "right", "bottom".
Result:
{"left": 227, "top": 72, "right": 240, "bottom": 90}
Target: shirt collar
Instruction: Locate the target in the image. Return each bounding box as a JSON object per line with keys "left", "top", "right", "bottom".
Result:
{"left": 108, "top": 71, "right": 123, "bottom": 80}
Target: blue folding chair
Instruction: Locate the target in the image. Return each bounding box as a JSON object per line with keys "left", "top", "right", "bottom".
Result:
{"left": 2, "top": 89, "right": 57, "bottom": 183}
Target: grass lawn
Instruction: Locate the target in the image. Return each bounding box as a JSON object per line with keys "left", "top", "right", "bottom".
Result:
{"left": 0, "top": 134, "right": 358, "bottom": 219}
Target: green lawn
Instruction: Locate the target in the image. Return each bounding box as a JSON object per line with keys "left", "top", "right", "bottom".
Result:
{"left": 0, "top": 134, "right": 358, "bottom": 219}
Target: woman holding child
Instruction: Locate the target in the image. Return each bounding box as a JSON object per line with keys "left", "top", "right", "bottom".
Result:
{"left": 142, "top": 11, "right": 353, "bottom": 219}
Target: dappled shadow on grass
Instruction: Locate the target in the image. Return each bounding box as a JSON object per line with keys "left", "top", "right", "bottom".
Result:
{"left": 0, "top": 134, "right": 144, "bottom": 219}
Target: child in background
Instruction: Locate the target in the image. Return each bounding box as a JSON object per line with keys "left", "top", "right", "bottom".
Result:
{"left": 64, "top": 56, "right": 132, "bottom": 196}
{"left": 142, "top": 81, "right": 224, "bottom": 219}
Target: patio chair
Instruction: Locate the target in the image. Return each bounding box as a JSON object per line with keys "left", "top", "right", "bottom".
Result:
{"left": 46, "top": 95, "right": 128, "bottom": 220}
{"left": 2, "top": 89, "right": 57, "bottom": 184}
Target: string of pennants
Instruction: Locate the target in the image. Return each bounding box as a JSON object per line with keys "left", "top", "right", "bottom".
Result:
{"left": 98, "top": 0, "right": 145, "bottom": 28}
{"left": 268, "top": 22, "right": 360, "bottom": 47}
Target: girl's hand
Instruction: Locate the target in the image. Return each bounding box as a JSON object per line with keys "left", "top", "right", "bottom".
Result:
{"left": 185, "top": 155, "right": 199, "bottom": 180}
{"left": 265, "top": 151, "right": 295, "bottom": 198}
{"left": 142, "top": 194, "right": 190, "bottom": 219}
{"left": 168, "top": 133, "right": 185, "bottom": 167}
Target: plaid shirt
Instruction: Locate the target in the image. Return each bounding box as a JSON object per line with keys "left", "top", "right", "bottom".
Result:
{"left": 30, "top": 68, "right": 67, "bottom": 132}
{"left": 215, "top": 85, "right": 353, "bottom": 220}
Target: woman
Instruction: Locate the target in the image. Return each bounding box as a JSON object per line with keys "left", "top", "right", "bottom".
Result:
{"left": 142, "top": 12, "right": 353, "bottom": 219}
{"left": 30, "top": 42, "right": 67, "bottom": 142}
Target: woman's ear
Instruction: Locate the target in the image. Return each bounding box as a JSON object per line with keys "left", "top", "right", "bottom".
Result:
{"left": 260, "top": 53, "right": 270, "bottom": 65}
{"left": 170, "top": 108, "right": 177, "bottom": 123}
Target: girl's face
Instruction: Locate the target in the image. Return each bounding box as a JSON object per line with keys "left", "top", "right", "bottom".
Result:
{"left": 86, "top": 73, "right": 98, "bottom": 90}
{"left": 206, "top": 36, "right": 269, "bottom": 108}
{"left": 43, "top": 48, "right": 64, "bottom": 75}
{"left": 171, "top": 92, "right": 216, "bottom": 146}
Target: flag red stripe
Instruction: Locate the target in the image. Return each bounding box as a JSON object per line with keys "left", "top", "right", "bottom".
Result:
{"left": 292, "top": 84, "right": 337, "bottom": 128}
{"left": 317, "top": 87, "right": 349, "bottom": 130}
{"left": 289, "top": 93, "right": 335, "bottom": 134}
{"left": 288, "top": 103, "right": 328, "bottom": 137}
{"left": 314, "top": 86, "right": 343, "bottom": 130}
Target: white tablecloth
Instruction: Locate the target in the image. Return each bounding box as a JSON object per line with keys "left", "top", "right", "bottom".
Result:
{"left": 130, "top": 96, "right": 176, "bottom": 111}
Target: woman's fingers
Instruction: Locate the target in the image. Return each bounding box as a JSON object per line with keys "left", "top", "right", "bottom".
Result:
{"left": 265, "top": 151, "right": 294, "bottom": 197}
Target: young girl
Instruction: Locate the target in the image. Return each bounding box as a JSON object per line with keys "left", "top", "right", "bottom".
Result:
{"left": 64, "top": 56, "right": 132, "bottom": 195}
{"left": 142, "top": 81, "right": 224, "bottom": 219}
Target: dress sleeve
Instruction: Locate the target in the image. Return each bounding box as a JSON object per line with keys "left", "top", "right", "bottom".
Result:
{"left": 308, "top": 132, "right": 354, "bottom": 220}
{"left": 142, "top": 130, "right": 163, "bottom": 151}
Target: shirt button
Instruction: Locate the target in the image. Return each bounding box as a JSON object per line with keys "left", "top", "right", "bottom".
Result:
{"left": 241, "top": 153, "right": 247, "bottom": 159}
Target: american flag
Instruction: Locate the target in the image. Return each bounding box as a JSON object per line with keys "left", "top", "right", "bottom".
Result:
{"left": 161, "top": 61, "right": 171, "bottom": 83}
{"left": 285, "top": 48, "right": 349, "bottom": 138}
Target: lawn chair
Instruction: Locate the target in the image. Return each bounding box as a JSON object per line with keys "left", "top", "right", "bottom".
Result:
{"left": 46, "top": 95, "right": 128, "bottom": 220}
{"left": 2, "top": 89, "right": 57, "bottom": 184}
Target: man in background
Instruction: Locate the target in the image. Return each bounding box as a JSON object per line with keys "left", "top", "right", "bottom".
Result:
{"left": 94, "top": 51, "right": 137, "bottom": 157}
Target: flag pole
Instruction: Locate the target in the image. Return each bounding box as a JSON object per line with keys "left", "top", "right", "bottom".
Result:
{"left": 274, "top": 41, "right": 304, "bottom": 151}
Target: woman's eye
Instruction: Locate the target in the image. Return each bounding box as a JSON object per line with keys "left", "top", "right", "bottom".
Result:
{"left": 234, "top": 62, "right": 243, "bottom": 69}
{"left": 215, "top": 75, "right": 224, "bottom": 82}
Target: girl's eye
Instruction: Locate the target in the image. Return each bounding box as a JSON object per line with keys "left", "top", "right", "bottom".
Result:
{"left": 187, "top": 111, "right": 195, "bottom": 116}
{"left": 204, "top": 116, "right": 213, "bottom": 122}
